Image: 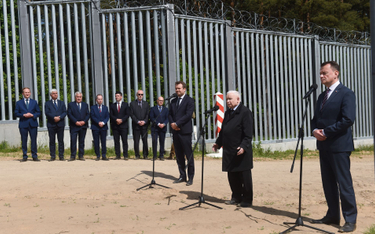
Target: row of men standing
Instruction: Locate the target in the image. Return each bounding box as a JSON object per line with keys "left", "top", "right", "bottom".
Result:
{"left": 14, "top": 88, "right": 170, "bottom": 162}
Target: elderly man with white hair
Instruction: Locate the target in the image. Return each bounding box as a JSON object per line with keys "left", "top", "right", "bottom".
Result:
{"left": 67, "top": 91, "right": 90, "bottom": 161}
{"left": 212, "top": 90, "right": 254, "bottom": 208}
{"left": 45, "top": 89, "right": 67, "bottom": 161}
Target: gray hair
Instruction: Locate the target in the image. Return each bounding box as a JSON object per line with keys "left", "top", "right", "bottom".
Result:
{"left": 226, "top": 90, "right": 241, "bottom": 101}
{"left": 50, "top": 89, "right": 58, "bottom": 95}
{"left": 74, "top": 91, "right": 82, "bottom": 97}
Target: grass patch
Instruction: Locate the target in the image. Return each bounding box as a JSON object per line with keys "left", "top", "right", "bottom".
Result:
{"left": 364, "top": 224, "right": 375, "bottom": 234}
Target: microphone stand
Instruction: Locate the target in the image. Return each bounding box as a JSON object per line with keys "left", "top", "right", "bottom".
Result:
{"left": 136, "top": 100, "right": 171, "bottom": 191}
{"left": 280, "top": 97, "right": 333, "bottom": 234}
{"left": 179, "top": 112, "right": 222, "bottom": 210}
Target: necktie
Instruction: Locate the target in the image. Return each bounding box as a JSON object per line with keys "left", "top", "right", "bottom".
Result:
{"left": 321, "top": 88, "right": 330, "bottom": 110}
{"left": 26, "top": 99, "right": 29, "bottom": 109}
{"left": 138, "top": 101, "right": 142, "bottom": 108}
{"left": 118, "top": 102, "right": 120, "bottom": 113}
{"left": 99, "top": 105, "right": 101, "bottom": 113}
{"left": 78, "top": 103, "right": 81, "bottom": 111}
{"left": 176, "top": 98, "right": 182, "bottom": 109}
{"left": 159, "top": 106, "right": 162, "bottom": 112}
{"left": 54, "top": 100, "right": 58, "bottom": 109}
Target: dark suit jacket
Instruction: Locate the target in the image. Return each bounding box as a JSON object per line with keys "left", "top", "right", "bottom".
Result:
{"left": 130, "top": 100, "right": 150, "bottom": 129}
{"left": 215, "top": 103, "right": 253, "bottom": 172}
{"left": 15, "top": 98, "right": 41, "bottom": 128}
{"left": 67, "top": 101, "right": 90, "bottom": 131}
{"left": 311, "top": 83, "right": 356, "bottom": 152}
{"left": 45, "top": 100, "right": 67, "bottom": 128}
{"left": 110, "top": 102, "right": 130, "bottom": 130}
{"left": 90, "top": 105, "right": 109, "bottom": 131}
{"left": 168, "top": 94, "right": 195, "bottom": 135}
{"left": 150, "top": 105, "right": 169, "bottom": 132}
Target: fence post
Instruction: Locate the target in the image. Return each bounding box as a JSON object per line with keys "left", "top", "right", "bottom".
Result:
{"left": 312, "top": 35, "right": 321, "bottom": 104}
{"left": 90, "top": 0, "right": 104, "bottom": 98}
{"left": 17, "top": 0, "right": 33, "bottom": 93}
{"left": 224, "top": 20, "right": 235, "bottom": 91}
{"left": 166, "top": 4, "right": 176, "bottom": 95}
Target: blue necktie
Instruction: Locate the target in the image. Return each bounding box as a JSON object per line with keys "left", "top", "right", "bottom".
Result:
{"left": 54, "top": 100, "right": 58, "bottom": 110}
{"left": 26, "top": 99, "right": 29, "bottom": 109}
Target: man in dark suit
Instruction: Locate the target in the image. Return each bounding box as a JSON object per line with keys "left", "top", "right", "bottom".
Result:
{"left": 14, "top": 87, "right": 41, "bottom": 162}
{"left": 90, "top": 94, "right": 109, "bottom": 161}
{"left": 67, "top": 91, "right": 90, "bottom": 161}
{"left": 130, "top": 90, "right": 150, "bottom": 159}
{"left": 168, "top": 81, "right": 195, "bottom": 186}
{"left": 150, "top": 96, "right": 169, "bottom": 160}
{"left": 212, "top": 91, "right": 253, "bottom": 208}
{"left": 110, "top": 91, "right": 130, "bottom": 160}
{"left": 310, "top": 61, "right": 357, "bottom": 233}
{"left": 45, "top": 89, "right": 67, "bottom": 161}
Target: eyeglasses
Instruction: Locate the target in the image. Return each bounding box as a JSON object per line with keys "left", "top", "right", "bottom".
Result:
{"left": 137, "top": 94, "right": 144, "bottom": 96}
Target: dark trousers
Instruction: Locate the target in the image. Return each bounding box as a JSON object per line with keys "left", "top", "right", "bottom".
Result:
{"left": 19, "top": 126, "right": 38, "bottom": 159}
{"left": 228, "top": 170, "right": 253, "bottom": 204}
{"left": 319, "top": 150, "right": 357, "bottom": 223}
{"left": 70, "top": 128, "right": 87, "bottom": 159}
{"left": 92, "top": 129, "right": 107, "bottom": 159}
{"left": 133, "top": 127, "right": 148, "bottom": 158}
{"left": 112, "top": 127, "right": 128, "bottom": 158}
{"left": 151, "top": 129, "right": 166, "bottom": 159}
{"left": 48, "top": 125, "right": 64, "bottom": 159}
{"left": 173, "top": 133, "right": 194, "bottom": 181}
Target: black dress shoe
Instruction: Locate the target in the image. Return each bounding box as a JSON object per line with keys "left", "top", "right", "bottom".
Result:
{"left": 48, "top": 158, "right": 55, "bottom": 162}
{"left": 68, "top": 158, "right": 76, "bottom": 161}
{"left": 78, "top": 157, "right": 85, "bottom": 161}
{"left": 95, "top": 158, "right": 100, "bottom": 161}
{"left": 311, "top": 217, "right": 340, "bottom": 225}
{"left": 224, "top": 199, "right": 240, "bottom": 205}
{"left": 114, "top": 157, "right": 121, "bottom": 160}
{"left": 33, "top": 158, "right": 41, "bottom": 162}
{"left": 173, "top": 178, "right": 186, "bottom": 183}
{"left": 237, "top": 202, "right": 252, "bottom": 208}
{"left": 186, "top": 180, "right": 193, "bottom": 186}
{"left": 102, "top": 157, "right": 109, "bottom": 161}
{"left": 124, "top": 157, "right": 128, "bottom": 160}
{"left": 59, "top": 158, "right": 65, "bottom": 161}
{"left": 20, "top": 158, "right": 27, "bottom": 162}
{"left": 338, "top": 222, "right": 356, "bottom": 232}
{"left": 135, "top": 156, "right": 140, "bottom": 160}
{"left": 159, "top": 157, "right": 164, "bottom": 161}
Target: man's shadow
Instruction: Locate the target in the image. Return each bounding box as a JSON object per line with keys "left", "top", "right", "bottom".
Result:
{"left": 140, "top": 170, "right": 177, "bottom": 181}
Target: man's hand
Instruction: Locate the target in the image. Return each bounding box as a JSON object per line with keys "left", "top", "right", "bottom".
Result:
{"left": 313, "top": 129, "right": 327, "bottom": 141}
{"left": 158, "top": 123, "right": 165, "bottom": 128}
{"left": 212, "top": 143, "right": 219, "bottom": 152}
{"left": 138, "top": 120, "right": 145, "bottom": 126}
{"left": 23, "top": 113, "right": 33, "bottom": 118}
{"left": 99, "top": 122, "right": 104, "bottom": 128}
{"left": 171, "top": 123, "right": 180, "bottom": 131}
{"left": 54, "top": 116, "right": 60, "bottom": 122}
{"left": 116, "top": 119, "right": 122, "bottom": 125}
{"left": 237, "top": 147, "right": 245, "bottom": 155}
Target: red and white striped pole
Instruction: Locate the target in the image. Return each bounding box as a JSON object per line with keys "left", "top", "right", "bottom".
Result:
{"left": 214, "top": 92, "right": 224, "bottom": 137}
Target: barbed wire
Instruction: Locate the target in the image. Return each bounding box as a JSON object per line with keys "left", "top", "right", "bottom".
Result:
{"left": 39, "top": 0, "right": 370, "bottom": 45}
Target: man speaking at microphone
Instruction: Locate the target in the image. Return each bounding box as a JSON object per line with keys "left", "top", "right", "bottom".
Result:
{"left": 168, "top": 81, "right": 195, "bottom": 186}
{"left": 212, "top": 90, "right": 254, "bottom": 208}
{"left": 310, "top": 61, "right": 357, "bottom": 233}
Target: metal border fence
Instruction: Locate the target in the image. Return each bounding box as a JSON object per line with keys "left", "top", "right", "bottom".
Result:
{"left": 0, "top": 0, "right": 372, "bottom": 144}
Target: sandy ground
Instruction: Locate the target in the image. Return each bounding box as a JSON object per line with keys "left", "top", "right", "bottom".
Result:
{"left": 0, "top": 154, "right": 374, "bottom": 234}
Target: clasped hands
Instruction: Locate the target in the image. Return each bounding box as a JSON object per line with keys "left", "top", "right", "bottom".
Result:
{"left": 313, "top": 129, "right": 327, "bottom": 141}
{"left": 170, "top": 122, "right": 180, "bottom": 131}
{"left": 23, "top": 113, "right": 34, "bottom": 118}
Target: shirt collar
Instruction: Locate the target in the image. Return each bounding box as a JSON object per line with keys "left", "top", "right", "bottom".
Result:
{"left": 232, "top": 102, "right": 240, "bottom": 111}
{"left": 327, "top": 80, "right": 340, "bottom": 92}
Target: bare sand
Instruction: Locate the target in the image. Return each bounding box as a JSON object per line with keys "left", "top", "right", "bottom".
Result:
{"left": 0, "top": 154, "right": 374, "bottom": 234}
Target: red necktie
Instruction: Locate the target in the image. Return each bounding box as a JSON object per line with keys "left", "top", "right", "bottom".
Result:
{"left": 118, "top": 103, "right": 120, "bottom": 113}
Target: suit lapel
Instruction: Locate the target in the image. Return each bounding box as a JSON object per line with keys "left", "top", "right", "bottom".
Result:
{"left": 321, "top": 84, "right": 342, "bottom": 112}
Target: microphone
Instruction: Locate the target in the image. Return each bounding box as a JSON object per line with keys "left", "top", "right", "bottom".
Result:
{"left": 204, "top": 105, "right": 219, "bottom": 114}
{"left": 303, "top": 84, "right": 318, "bottom": 99}
{"left": 165, "top": 93, "right": 177, "bottom": 100}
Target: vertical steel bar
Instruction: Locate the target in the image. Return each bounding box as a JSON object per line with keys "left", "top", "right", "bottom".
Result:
{"left": 215, "top": 24, "right": 221, "bottom": 96}
{"left": 235, "top": 32, "right": 241, "bottom": 95}
{"left": 59, "top": 4, "right": 67, "bottom": 111}
{"left": 280, "top": 36, "right": 286, "bottom": 139}
{"left": 260, "top": 34, "right": 267, "bottom": 140}
{"left": 269, "top": 35, "right": 276, "bottom": 139}
{"left": 265, "top": 34, "right": 272, "bottom": 139}
{"left": 251, "top": 33, "right": 258, "bottom": 141}
{"left": 291, "top": 37, "right": 297, "bottom": 139}
{"left": 204, "top": 22, "right": 210, "bottom": 139}
{"left": 146, "top": 11, "right": 154, "bottom": 104}
{"left": 199, "top": 21, "right": 204, "bottom": 134}
{"left": 44, "top": 5, "right": 51, "bottom": 94}
{"left": 66, "top": 4, "right": 75, "bottom": 98}
{"left": 0, "top": 13, "right": 4, "bottom": 120}
{"left": 73, "top": 4, "right": 82, "bottom": 93}
{"left": 153, "top": 10, "right": 161, "bottom": 98}
{"left": 10, "top": 0, "right": 19, "bottom": 103}
{"left": 285, "top": 37, "right": 291, "bottom": 139}
{"left": 131, "top": 11, "right": 138, "bottom": 93}
{"left": 109, "top": 13, "right": 116, "bottom": 99}
{"left": 138, "top": 11, "right": 146, "bottom": 96}
{"left": 181, "top": 18, "right": 186, "bottom": 83}
{"left": 241, "top": 31, "right": 247, "bottom": 106}
{"left": 4, "top": 0, "right": 13, "bottom": 117}
{"left": 81, "top": 3, "right": 90, "bottom": 106}
{"left": 187, "top": 20, "right": 192, "bottom": 96}
{"left": 175, "top": 17, "right": 180, "bottom": 81}
{"left": 275, "top": 36, "right": 281, "bottom": 140}
{"left": 256, "top": 33, "right": 263, "bottom": 140}
{"left": 245, "top": 32, "right": 251, "bottom": 111}
{"left": 30, "top": 6, "right": 38, "bottom": 100}
{"left": 52, "top": 5, "right": 60, "bottom": 97}
{"left": 161, "top": 9, "right": 168, "bottom": 99}
{"left": 166, "top": 4, "right": 175, "bottom": 96}
{"left": 37, "top": 5, "right": 46, "bottom": 127}
{"left": 124, "top": 12, "right": 132, "bottom": 130}
{"left": 102, "top": 14, "right": 109, "bottom": 109}
{"left": 193, "top": 20, "right": 200, "bottom": 134}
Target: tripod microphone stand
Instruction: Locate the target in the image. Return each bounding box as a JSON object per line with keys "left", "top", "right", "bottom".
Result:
{"left": 280, "top": 97, "right": 333, "bottom": 234}
{"left": 179, "top": 113, "right": 222, "bottom": 210}
{"left": 136, "top": 99, "right": 171, "bottom": 191}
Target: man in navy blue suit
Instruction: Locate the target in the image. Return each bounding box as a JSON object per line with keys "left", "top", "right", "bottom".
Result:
{"left": 168, "top": 81, "right": 195, "bottom": 186}
{"left": 150, "top": 96, "right": 169, "bottom": 160}
{"left": 45, "top": 89, "right": 67, "bottom": 161}
{"left": 67, "top": 91, "right": 90, "bottom": 161}
{"left": 311, "top": 61, "right": 357, "bottom": 233}
{"left": 15, "top": 87, "right": 41, "bottom": 162}
{"left": 110, "top": 91, "right": 130, "bottom": 160}
{"left": 90, "top": 94, "right": 109, "bottom": 161}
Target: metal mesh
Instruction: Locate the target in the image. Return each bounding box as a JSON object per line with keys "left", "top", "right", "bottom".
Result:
{"left": 97, "top": 0, "right": 370, "bottom": 45}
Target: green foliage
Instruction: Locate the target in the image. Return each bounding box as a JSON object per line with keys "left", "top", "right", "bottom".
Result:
{"left": 252, "top": 141, "right": 318, "bottom": 159}
{"left": 354, "top": 144, "right": 374, "bottom": 152}
{"left": 364, "top": 224, "right": 375, "bottom": 234}
{"left": 0, "top": 141, "right": 21, "bottom": 152}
